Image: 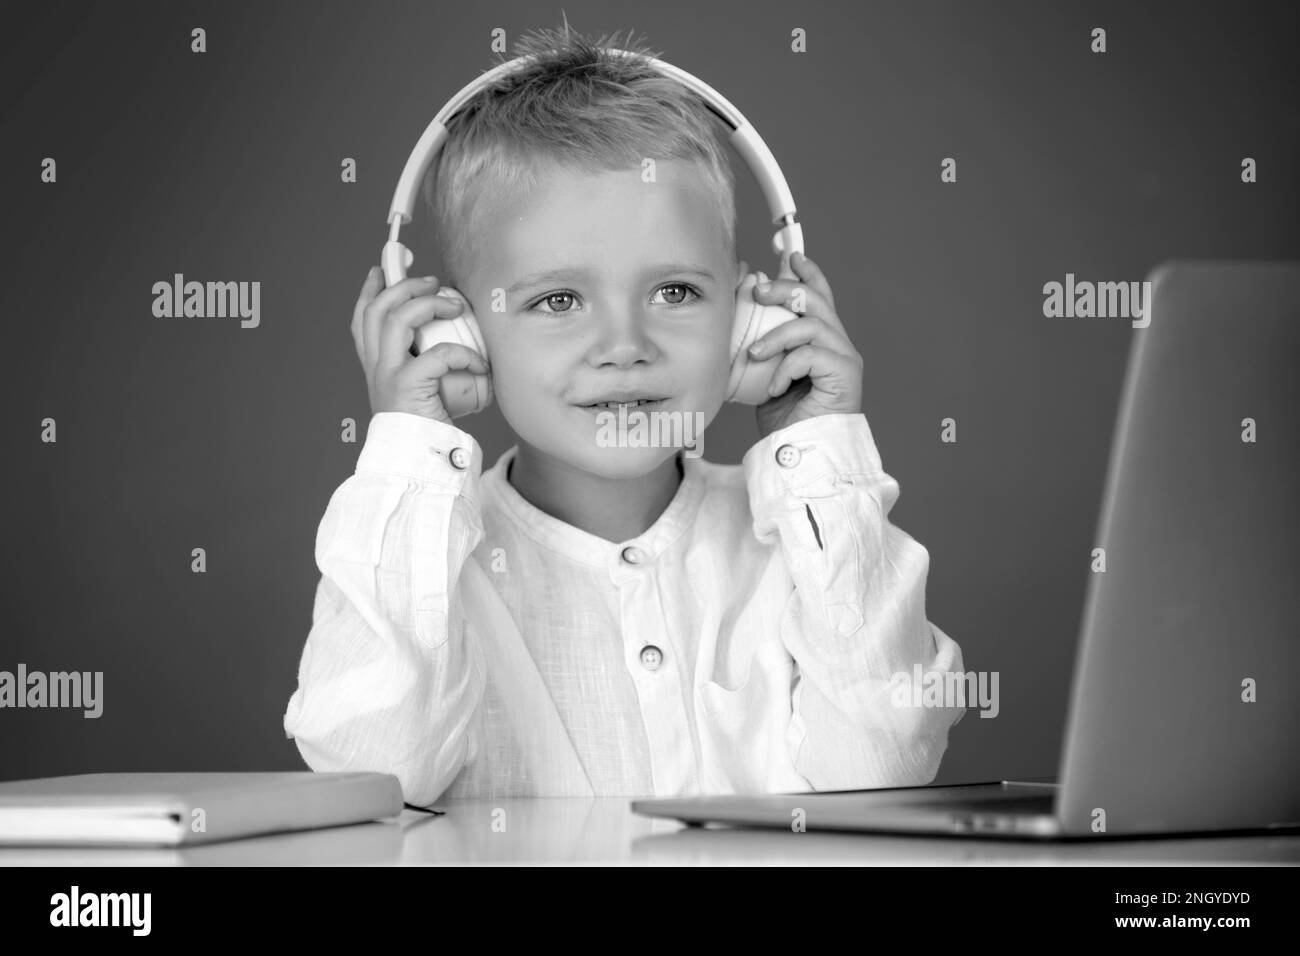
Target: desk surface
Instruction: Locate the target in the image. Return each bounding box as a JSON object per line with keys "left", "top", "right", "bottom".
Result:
{"left": 3, "top": 798, "right": 1299, "bottom": 865}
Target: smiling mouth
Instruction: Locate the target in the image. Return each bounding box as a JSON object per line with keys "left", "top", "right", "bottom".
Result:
{"left": 579, "top": 398, "right": 667, "bottom": 410}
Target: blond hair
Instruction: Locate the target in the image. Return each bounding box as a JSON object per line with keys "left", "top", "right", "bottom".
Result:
{"left": 423, "top": 22, "right": 737, "bottom": 288}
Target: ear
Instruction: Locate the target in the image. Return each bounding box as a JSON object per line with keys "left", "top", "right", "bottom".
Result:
{"left": 734, "top": 259, "right": 749, "bottom": 291}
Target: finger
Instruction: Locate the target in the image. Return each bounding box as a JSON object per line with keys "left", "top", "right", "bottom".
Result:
{"left": 759, "top": 264, "right": 847, "bottom": 338}
{"left": 766, "top": 344, "right": 859, "bottom": 401}
{"left": 403, "top": 341, "right": 490, "bottom": 386}
{"left": 351, "top": 266, "right": 384, "bottom": 364}
{"left": 376, "top": 292, "right": 467, "bottom": 371}
{"left": 790, "top": 251, "right": 836, "bottom": 311}
{"left": 362, "top": 274, "right": 442, "bottom": 368}
{"left": 752, "top": 278, "right": 843, "bottom": 334}
{"left": 747, "top": 314, "right": 857, "bottom": 364}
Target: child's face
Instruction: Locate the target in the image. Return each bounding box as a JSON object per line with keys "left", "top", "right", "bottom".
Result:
{"left": 462, "top": 161, "right": 737, "bottom": 479}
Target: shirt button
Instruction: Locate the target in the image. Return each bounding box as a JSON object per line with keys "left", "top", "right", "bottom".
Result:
{"left": 639, "top": 645, "right": 664, "bottom": 671}
{"left": 620, "top": 546, "right": 642, "bottom": 565}
{"left": 449, "top": 447, "right": 470, "bottom": 470}
{"left": 775, "top": 444, "right": 802, "bottom": 468}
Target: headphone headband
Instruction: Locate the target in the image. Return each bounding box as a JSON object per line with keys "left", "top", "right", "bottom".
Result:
{"left": 385, "top": 48, "right": 803, "bottom": 261}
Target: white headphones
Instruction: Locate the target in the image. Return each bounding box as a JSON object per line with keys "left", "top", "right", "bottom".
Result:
{"left": 382, "top": 49, "right": 806, "bottom": 419}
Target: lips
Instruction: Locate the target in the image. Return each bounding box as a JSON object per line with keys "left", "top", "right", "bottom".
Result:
{"left": 582, "top": 398, "right": 665, "bottom": 410}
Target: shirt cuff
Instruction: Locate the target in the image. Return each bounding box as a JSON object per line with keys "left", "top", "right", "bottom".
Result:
{"left": 743, "top": 412, "right": 885, "bottom": 508}
{"left": 356, "top": 412, "right": 485, "bottom": 500}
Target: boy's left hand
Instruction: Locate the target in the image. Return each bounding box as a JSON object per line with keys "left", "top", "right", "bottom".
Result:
{"left": 748, "top": 251, "right": 863, "bottom": 438}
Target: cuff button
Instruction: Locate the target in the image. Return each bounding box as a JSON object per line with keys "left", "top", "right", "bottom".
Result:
{"left": 775, "top": 444, "right": 801, "bottom": 468}
{"left": 639, "top": 645, "right": 664, "bottom": 671}
{"left": 449, "top": 447, "right": 470, "bottom": 470}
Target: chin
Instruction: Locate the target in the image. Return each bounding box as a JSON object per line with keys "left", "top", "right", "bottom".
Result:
{"left": 563, "top": 442, "right": 678, "bottom": 480}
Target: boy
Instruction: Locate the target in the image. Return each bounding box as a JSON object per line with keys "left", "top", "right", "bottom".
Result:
{"left": 283, "top": 26, "right": 965, "bottom": 805}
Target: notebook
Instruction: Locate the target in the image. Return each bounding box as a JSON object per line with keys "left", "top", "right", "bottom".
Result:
{"left": 0, "top": 772, "right": 404, "bottom": 847}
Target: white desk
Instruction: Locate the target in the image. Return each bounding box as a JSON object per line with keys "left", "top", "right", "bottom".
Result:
{"left": 3, "top": 798, "right": 1299, "bottom": 865}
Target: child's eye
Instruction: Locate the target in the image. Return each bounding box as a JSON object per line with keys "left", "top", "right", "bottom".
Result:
{"left": 526, "top": 283, "right": 701, "bottom": 315}
{"left": 529, "top": 291, "right": 579, "bottom": 315}
{"left": 652, "top": 283, "right": 702, "bottom": 307}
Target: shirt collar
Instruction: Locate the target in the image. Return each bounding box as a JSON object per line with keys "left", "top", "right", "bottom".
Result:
{"left": 481, "top": 445, "right": 707, "bottom": 571}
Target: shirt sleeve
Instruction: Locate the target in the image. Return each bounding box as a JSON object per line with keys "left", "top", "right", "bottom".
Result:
{"left": 282, "top": 412, "right": 488, "bottom": 806}
{"left": 743, "top": 412, "right": 967, "bottom": 791}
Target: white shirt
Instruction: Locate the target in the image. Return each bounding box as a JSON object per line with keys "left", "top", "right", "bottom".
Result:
{"left": 283, "top": 411, "right": 966, "bottom": 805}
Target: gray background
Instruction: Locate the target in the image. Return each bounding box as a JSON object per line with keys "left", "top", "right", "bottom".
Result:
{"left": 2, "top": 0, "right": 1296, "bottom": 785}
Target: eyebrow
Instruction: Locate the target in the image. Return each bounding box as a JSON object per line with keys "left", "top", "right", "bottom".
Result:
{"left": 505, "top": 264, "right": 717, "bottom": 295}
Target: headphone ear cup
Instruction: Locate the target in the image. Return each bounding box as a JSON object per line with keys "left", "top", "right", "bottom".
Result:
{"left": 411, "top": 287, "right": 492, "bottom": 418}
{"left": 727, "top": 272, "right": 800, "bottom": 404}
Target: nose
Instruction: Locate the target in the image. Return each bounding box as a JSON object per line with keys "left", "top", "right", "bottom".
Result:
{"left": 586, "top": 306, "right": 660, "bottom": 369}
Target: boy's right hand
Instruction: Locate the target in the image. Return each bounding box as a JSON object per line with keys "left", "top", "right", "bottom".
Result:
{"left": 351, "top": 266, "right": 489, "bottom": 425}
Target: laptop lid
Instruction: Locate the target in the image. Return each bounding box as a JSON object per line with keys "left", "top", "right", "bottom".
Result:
{"left": 1055, "top": 261, "right": 1300, "bottom": 835}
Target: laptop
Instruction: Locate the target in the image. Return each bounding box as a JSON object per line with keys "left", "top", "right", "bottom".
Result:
{"left": 0, "top": 772, "right": 404, "bottom": 846}
{"left": 633, "top": 260, "right": 1300, "bottom": 839}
